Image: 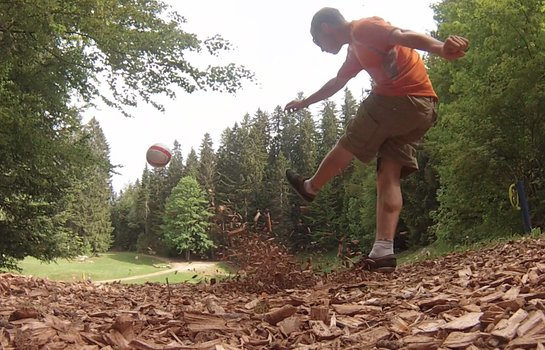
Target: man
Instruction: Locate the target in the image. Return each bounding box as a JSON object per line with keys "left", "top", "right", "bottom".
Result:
{"left": 284, "top": 7, "right": 469, "bottom": 272}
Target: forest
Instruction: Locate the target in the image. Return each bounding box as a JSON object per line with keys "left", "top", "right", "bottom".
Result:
{"left": 1, "top": 0, "right": 545, "bottom": 270}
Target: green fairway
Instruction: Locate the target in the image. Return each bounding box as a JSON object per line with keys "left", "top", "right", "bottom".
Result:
{"left": 15, "top": 252, "right": 172, "bottom": 282}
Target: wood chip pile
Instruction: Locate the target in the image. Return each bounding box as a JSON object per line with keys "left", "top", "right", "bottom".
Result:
{"left": 1, "top": 236, "right": 545, "bottom": 349}
{"left": 217, "top": 231, "right": 319, "bottom": 294}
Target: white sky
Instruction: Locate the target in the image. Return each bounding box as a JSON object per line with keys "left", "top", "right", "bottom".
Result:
{"left": 84, "top": 0, "right": 438, "bottom": 193}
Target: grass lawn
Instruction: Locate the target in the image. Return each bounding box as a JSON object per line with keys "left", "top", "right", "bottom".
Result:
{"left": 124, "top": 271, "right": 207, "bottom": 284}
{"left": 15, "top": 252, "right": 171, "bottom": 282}
{"left": 125, "top": 262, "right": 234, "bottom": 284}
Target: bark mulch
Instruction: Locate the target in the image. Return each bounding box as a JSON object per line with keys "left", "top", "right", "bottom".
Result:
{"left": 1, "top": 236, "right": 545, "bottom": 349}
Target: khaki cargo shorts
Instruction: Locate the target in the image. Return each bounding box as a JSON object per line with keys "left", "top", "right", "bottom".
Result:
{"left": 338, "top": 93, "right": 437, "bottom": 178}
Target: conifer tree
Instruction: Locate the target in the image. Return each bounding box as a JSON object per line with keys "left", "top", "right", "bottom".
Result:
{"left": 307, "top": 101, "right": 343, "bottom": 250}
{"left": 111, "top": 184, "right": 140, "bottom": 250}
{"left": 218, "top": 114, "right": 266, "bottom": 219}
{"left": 144, "top": 167, "right": 169, "bottom": 254}
{"left": 344, "top": 162, "right": 377, "bottom": 251}
{"left": 215, "top": 126, "right": 239, "bottom": 208}
{"left": 338, "top": 89, "right": 364, "bottom": 247}
{"left": 162, "top": 176, "right": 214, "bottom": 260}
{"left": 244, "top": 110, "right": 271, "bottom": 213}
{"left": 340, "top": 88, "right": 359, "bottom": 128}
{"left": 134, "top": 168, "right": 152, "bottom": 252}
{"left": 166, "top": 140, "right": 184, "bottom": 194}
{"left": 292, "top": 99, "right": 317, "bottom": 177}
{"left": 279, "top": 105, "right": 299, "bottom": 162}
{"left": 61, "top": 118, "right": 113, "bottom": 254}
{"left": 197, "top": 133, "right": 217, "bottom": 205}
{"left": 184, "top": 148, "right": 199, "bottom": 179}
{"left": 266, "top": 106, "right": 293, "bottom": 238}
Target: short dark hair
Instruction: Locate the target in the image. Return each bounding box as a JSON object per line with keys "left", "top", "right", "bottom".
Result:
{"left": 310, "top": 7, "right": 346, "bottom": 40}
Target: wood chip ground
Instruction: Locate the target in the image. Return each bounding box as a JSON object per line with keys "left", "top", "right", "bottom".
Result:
{"left": 1, "top": 236, "right": 545, "bottom": 349}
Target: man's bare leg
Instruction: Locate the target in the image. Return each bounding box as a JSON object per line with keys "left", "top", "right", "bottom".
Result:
{"left": 368, "top": 157, "right": 403, "bottom": 258}
{"left": 306, "top": 142, "right": 354, "bottom": 194}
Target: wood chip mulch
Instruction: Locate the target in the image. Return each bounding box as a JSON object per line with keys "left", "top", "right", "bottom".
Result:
{"left": 1, "top": 236, "right": 545, "bottom": 349}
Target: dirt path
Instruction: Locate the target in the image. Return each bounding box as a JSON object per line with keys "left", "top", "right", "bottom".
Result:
{"left": 95, "top": 261, "right": 222, "bottom": 284}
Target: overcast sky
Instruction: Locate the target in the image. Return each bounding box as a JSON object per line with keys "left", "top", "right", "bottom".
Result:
{"left": 84, "top": 0, "right": 438, "bottom": 192}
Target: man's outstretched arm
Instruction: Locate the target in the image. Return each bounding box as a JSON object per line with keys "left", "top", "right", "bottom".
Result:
{"left": 389, "top": 29, "right": 469, "bottom": 61}
{"left": 285, "top": 74, "right": 352, "bottom": 113}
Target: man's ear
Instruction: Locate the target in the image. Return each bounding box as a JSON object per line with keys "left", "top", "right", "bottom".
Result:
{"left": 321, "top": 22, "right": 332, "bottom": 34}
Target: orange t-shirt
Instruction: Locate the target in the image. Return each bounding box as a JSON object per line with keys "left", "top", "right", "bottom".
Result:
{"left": 338, "top": 17, "right": 437, "bottom": 98}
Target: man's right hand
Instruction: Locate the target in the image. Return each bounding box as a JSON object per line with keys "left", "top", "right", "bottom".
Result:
{"left": 441, "top": 35, "right": 469, "bottom": 60}
{"left": 285, "top": 99, "right": 309, "bottom": 113}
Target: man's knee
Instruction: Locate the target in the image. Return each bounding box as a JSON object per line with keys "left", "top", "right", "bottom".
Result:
{"left": 376, "top": 158, "right": 402, "bottom": 184}
{"left": 382, "top": 196, "right": 402, "bottom": 213}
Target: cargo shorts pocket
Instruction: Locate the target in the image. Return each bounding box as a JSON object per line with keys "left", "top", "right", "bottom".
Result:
{"left": 343, "top": 114, "right": 382, "bottom": 162}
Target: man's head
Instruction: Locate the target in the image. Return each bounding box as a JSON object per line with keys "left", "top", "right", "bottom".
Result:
{"left": 310, "top": 7, "right": 349, "bottom": 54}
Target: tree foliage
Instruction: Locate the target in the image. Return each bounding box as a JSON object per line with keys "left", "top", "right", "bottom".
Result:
{"left": 7, "top": 0, "right": 545, "bottom": 266}
{"left": 427, "top": 0, "right": 545, "bottom": 243}
{"left": 111, "top": 184, "right": 140, "bottom": 251}
{"left": 198, "top": 133, "right": 217, "bottom": 206}
{"left": 307, "top": 101, "right": 343, "bottom": 249}
{"left": 0, "top": 0, "right": 254, "bottom": 114}
{"left": 162, "top": 176, "right": 214, "bottom": 259}
{"left": 0, "top": 0, "right": 253, "bottom": 269}
{"left": 60, "top": 118, "right": 113, "bottom": 254}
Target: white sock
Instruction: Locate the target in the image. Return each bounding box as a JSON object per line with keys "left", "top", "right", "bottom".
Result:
{"left": 368, "top": 239, "right": 394, "bottom": 258}
{"left": 304, "top": 180, "right": 317, "bottom": 195}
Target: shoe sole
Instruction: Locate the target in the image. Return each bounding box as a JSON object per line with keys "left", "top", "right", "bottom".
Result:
{"left": 291, "top": 188, "right": 314, "bottom": 202}
{"left": 371, "top": 266, "right": 396, "bottom": 273}
{"left": 361, "top": 256, "right": 397, "bottom": 273}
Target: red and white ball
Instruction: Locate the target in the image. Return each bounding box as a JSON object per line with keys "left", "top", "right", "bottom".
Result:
{"left": 146, "top": 143, "right": 172, "bottom": 168}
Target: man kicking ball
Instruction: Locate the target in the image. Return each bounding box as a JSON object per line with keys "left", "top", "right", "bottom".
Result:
{"left": 284, "top": 7, "right": 469, "bottom": 272}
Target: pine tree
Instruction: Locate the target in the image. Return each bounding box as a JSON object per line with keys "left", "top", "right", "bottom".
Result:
{"left": 134, "top": 168, "right": 152, "bottom": 253}
{"left": 197, "top": 133, "right": 217, "bottom": 206}
{"left": 145, "top": 167, "right": 170, "bottom": 254}
{"left": 399, "top": 150, "right": 439, "bottom": 247}
{"left": 184, "top": 148, "right": 199, "bottom": 179}
{"left": 111, "top": 184, "right": 140, "bottom": 250}
{"left": 279, "top": 105, "right": 298, "bottom": 163}
{"left": 285, "top": 93, "right": 318, "bottom": 249}
{"left": 244, "top": 110, "right": 271, "bottom": 212}
{"left": 61, "top": 118, "right": 113, "bottom": 254}
{"left": 338, "top": 89, "right": 365, "bottom": 248}
{"left": 267, "top": 150, "right": 291, "bottom": 238}
{"left": 162, "top": 176, "right": 214, "bottom": 260}
{"left": 166, "top": 140, "right": 184, "bottom": 194}
{"left": 307, "top": 101, "right": 343, "bottom": 250}
{"left": 215, "top": 126, "right": 239, "bottom": 208}
{"left": 266, "top": 106, "right": 293, "bottom": 238}
{"left": 292, "top": 97, "right": 317, "bottom": 177}
{"left": 344, "top": 162, "right": 377, "bottom": 251}
{"left": 341, "top": 88, "right": 359, "bottom": 128}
